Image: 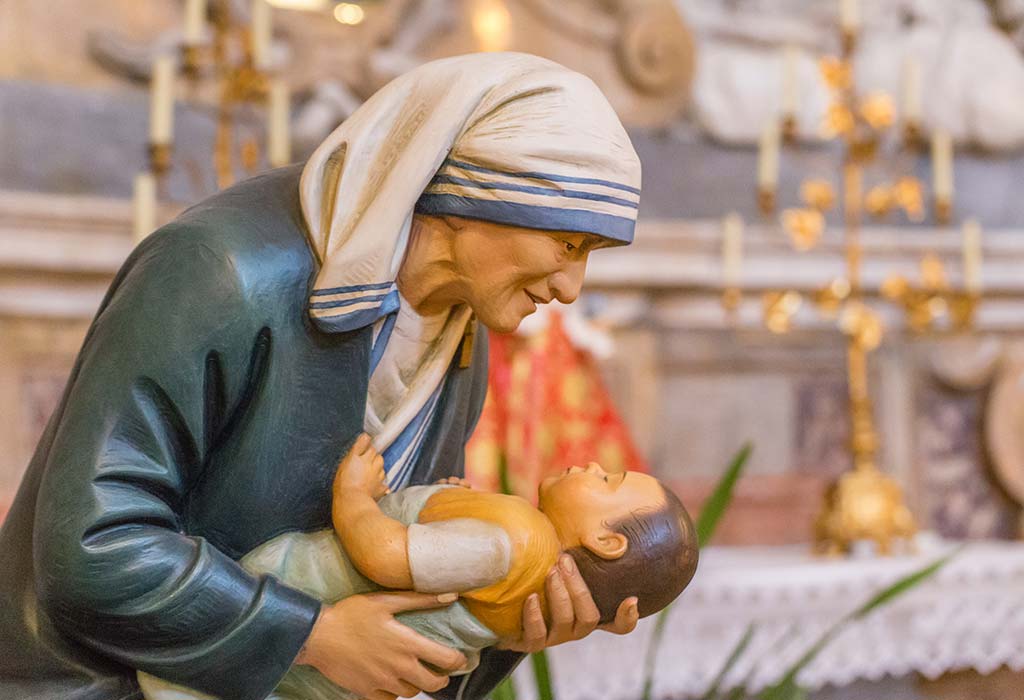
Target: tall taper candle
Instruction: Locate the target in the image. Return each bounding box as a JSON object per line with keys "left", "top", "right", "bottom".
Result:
{"left": 133, "top": 172, "right": 157, "bottom": 243}
{"left": 962, "top": 218, "right": 982, "bottom": 294}
{"left": 901, "top": 56, "right": 921, "bottom": 125}
{"left": 757, "top": 119, "right": 780, "bottom": 191}
{"left": 722, "top": 212, "right": 744, "bottom": 288}
{"left": 931, "top": 129, "right": 953, "bottom": 208}
{"left": 267, "top": 79, "right": 292, "bottom": 167}
{"left": 149, "top": 55, "right": 176, "bottom": 145}
{"left": 781, "top": 44, "right": 799, "bottom": 118}
{"left": 251, "top": 0, "right": 272, "bottom": 69}
{"left": 840, "top": 0, "right": 859, "bottom": 33}
{"left": 184, "top": 0, "right": 207, "bottom": 45}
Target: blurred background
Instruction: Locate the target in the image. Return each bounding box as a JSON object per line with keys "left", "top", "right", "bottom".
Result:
{"left": 2, "top": 1, "right": 1024, "bottom": 699}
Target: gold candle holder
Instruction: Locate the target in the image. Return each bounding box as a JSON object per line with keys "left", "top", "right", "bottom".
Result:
{"left": 181, "top": 44, "right": 204, "bottom": 80}
{"left": 935, "top": 196, "right": 953, "bottom": 225}
{"left": 903, "top": 120, "right": 924, "bottom": 151}
{"left": 148, "top": 142, "right": 173, "bottom": 178}
{"left": 721, "top": 287, "right": 742, "bottom": 316}
{"left": 734, "top": 14, "right": 943, "bottom": 556}
{"left": 782, "top": 114, "right": 798, "bottom": 144}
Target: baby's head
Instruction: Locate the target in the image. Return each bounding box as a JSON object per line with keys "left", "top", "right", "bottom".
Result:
{"left": 538, "top": 463, "right": 698, "bottom": 623}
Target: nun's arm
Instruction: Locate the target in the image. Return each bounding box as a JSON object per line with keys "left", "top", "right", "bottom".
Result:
{"left": 32, "top": 231, "right": 320, "bottom": 700}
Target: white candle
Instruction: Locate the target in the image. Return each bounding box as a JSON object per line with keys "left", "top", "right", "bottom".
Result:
{"left": 184, "top": 0, "right": 207, "bottom": 45}
{"left": 758, "top": 119, "right": 780, "bottom": 191}
{"left": 901, "top": 56, "right": 921, "bottom": 125}
{"left": 781, "top": 44, "right": 799, "bottom": 118}
{"left": 962, "top": 218, "right": 983, "bottom": 294}
{"left": 840, "top": 0, "right": 859, "bottom": 33}
{"left": 931, "top": 129, "right": 953, "bottom": 204}
{"left": 133, "top": 172, "right": 157, "bottom": 243}
{"left": 251, "top": 0, "right": 272, "bottom": 69}
{"left": 267, "top": 79, "right": 292, "bottom": 167}
{"left": 722, "top": 212, "right": 744, "bottom": 287}
{"left": 148, "top": 55, "right": 176, "bottom": 145}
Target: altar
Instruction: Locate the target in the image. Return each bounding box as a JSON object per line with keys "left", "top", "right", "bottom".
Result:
{"left": 513, "top": 539, "right": 1024, "bottom": 700}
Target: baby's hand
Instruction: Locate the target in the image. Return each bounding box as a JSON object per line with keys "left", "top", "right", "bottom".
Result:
{"left": 434, "top": 476, "right": 473, "bottom": 489}
{"left": 334, "top": 433, "right": 388, "bottom": 501}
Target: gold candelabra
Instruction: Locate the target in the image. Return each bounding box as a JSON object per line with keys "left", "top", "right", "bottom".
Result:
{"left": 727, "top": 10, "right": 984, "bottom": 556}
{"left": 135, "top": 0, "right": 292, "bottom": 241}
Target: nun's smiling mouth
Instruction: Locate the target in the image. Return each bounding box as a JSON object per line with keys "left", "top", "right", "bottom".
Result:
{"left": 525, "top": 290, "right": 550, "bottom": 306}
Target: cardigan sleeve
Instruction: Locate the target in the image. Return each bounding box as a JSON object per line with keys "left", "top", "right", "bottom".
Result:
{"left": 32, "top": 229, "right": 322, "bottom": 700}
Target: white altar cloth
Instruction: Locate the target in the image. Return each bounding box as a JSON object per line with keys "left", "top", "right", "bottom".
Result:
{"left": 511, "top": 538, "right": 1024, "bottom": 700}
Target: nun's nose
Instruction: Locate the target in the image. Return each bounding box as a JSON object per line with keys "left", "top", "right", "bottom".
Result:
{"left": 549, "top": 258, "right": 587, "bottom": 304}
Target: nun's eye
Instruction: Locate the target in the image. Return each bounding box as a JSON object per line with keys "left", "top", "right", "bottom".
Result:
{"left": 564, "top": 241, "right": 577, "bottom": 253}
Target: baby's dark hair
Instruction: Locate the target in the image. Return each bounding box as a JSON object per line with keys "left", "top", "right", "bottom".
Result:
{"left": 568, "top": 484, "right": 698, "bottom": 623}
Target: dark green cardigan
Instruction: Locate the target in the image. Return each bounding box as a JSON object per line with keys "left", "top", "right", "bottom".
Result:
{"left": 0, "top": 166, "right": 519, "bottom": 700}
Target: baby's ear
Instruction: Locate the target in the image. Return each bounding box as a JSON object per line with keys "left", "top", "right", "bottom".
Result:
{"left": 581, "top": 531, "right": 628, "bottom": 560}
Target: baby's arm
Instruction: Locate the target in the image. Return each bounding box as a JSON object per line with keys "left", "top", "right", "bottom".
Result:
{"left": 332, "top": 434, "right": 414, "bottom": 590}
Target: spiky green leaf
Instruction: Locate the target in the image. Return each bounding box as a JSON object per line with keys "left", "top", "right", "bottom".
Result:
{"left": 696, "top": 443, "right": 752, "bottom": 547}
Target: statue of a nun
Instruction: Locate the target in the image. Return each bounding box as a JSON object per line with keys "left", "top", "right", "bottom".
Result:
{"left": 0, "top": 53, "right": 642, "bottom": 700}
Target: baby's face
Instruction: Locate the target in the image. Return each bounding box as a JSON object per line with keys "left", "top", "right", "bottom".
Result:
{"left": 538, "top": 463, "right": 665, "bottom": 551}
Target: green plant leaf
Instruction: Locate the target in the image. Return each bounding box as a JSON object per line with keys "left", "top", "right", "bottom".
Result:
{"left": 764, "top": 550, "right": 958, "bottom": 696}
{"left": 696, "top": 443, "right": 753, "bottom": 547}
{"left": 531, "top": 650, "right": 555, "bottom": 700}
{"left": 757, "top": 677, "right": 807, "bottom": 700}
{"left": 641, "top": 444, "right": 753, "bottom": 700}
{"left": 850, "top": 548, "right": 960, "bottom": 619}
{"left": 724, "top": 685, "right": 749, "bottom": 700}
{"left": 490, "top": 677, "right": 517, "bottom": 700}
{"left": 701, "top": 623, "right": 757, "bottom": 700}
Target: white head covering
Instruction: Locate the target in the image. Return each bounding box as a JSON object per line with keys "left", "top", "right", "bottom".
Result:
{"left": 300, "top": 52, "right": 641, "bottom": 334}
{"left": 299, "top": 53, "right": 641, "bottom": 485}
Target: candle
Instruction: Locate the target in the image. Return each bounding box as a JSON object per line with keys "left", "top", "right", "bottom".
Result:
{"left": 781, "top": 44, "right": 799, "bottom": 118}
{"left": 148, "top": 54, "right": 176, "bottom": 145}
{"left": 267, "top": 79, "right": 292, "bottom": 167}
{"left": 962, "top": 218, "right": 983, "bottom": 294}
{"left": 251, "top": 0, "right": 272, "bottom": 69}
{"left": 183, "top": 0, "right": 207, "bottom": 45}
{"left": 840, "top": 0, "right": 859, "bottom": 33}
{"left": 901, "top": 56, "right": 921, "bottom": 125}
{"left": 133, "top": 172, "right": 157, "bottom": 243}
{"left": 931, "top": 129, "right": 953, "bottom": 204}
{"left": 722, "top": 212, "right": 744, "bottom": 288}
{"left": 758, "top": 119, "right": 780, "bottom": 191}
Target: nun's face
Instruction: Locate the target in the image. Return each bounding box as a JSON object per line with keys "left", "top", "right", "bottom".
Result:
{"left": 449, "top": 219, "right": 602, "bottom": 333}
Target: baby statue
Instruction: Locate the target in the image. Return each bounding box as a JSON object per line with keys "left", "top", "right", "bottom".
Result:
{"left": 139, "top": 435, "right": 699, "bottom": 700}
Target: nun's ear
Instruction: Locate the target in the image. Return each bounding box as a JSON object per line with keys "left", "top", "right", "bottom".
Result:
{"left": 581, "top": 531, "right": 628, "bottom": 560}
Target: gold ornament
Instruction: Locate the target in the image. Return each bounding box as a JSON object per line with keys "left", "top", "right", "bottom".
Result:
{"left": 894, "top": 177, "right": 925, "bottom": 221}
{"left": 763, "top": 290, "right": 803, "bottom": 334}
{"left": 800, "top": 179, "right": 836, "bottom": 211}
{"left": 859, "top": 92, "right": 895, "bottom": 130}
{"left": 781, "top": 207, "right": 825, "bottom": 251}
{"left": 824, "top": 103, "right": 856, "bottom": 137}
{"left": 839, "top": 302, "right": 883, "bottom": 351}
{"left": 815, "top": 468, "right": 917, "bottom": 556}
{"left": 819, "top": 56, "right": 852, "bottom": 90}
{"left": 865, "top": 185, "right": 894, "bottom": 217}
{"left": 815, "top": 277, "right": 851, "bottom": 316}
{"left": 920, "top": 253, "right": 948, "bottom": 291}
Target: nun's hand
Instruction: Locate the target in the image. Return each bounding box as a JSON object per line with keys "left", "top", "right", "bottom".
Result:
{"left": 497, "top": 554, "right": 640, "bottom": 653}
{"left": 296, "top": 591, "right": 466, "bottom": 700}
